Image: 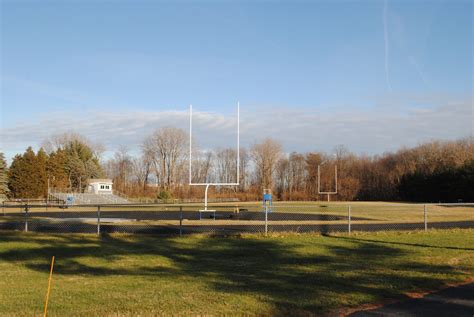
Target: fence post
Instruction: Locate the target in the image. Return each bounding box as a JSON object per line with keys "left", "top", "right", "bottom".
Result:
{"left": 97, "top": 206, "right": 101, "bottom": 235}
{"left": 264, "top": 205, "right": 268, "bottom": 236}
{"left": 348, "top": 205, "right": 351, "bottom": 235}
{"left": 424, "top": 204, "right": 427, "bottom": 232}
{"left": 179, "top": 206, "right": 183, "bottom": 236}
{"left": 24, "top": 204, "right": 29, "bottom": 232}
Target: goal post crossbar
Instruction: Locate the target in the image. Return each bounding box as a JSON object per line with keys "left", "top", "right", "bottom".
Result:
{"left": 189, "top": 103, "right": 240, "bottom": 212}
{"left": 318, "top": 165, "right": 338, "bottom": 202}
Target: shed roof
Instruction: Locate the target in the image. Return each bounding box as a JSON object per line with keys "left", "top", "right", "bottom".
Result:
{"left": 87, "top": 179, "right": 113, "bottom": 184}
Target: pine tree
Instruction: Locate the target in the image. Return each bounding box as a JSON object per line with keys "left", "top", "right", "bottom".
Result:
{"left": 8, "top": 153, "right": 27, "bottom": 198}
{"left": 47, "top": 149, "right": 69, "bottom": 190}
{"left": 37, "top": 148, "right": 48, "bottom": 197}
{"left": 8, "top": 147, "right": 47, "bottom": 198}
{"left": 63, "top": 140, "right": 104, "bottom": 191}
{"left": 0, "top": 152, "right": 9, "bottom": 201}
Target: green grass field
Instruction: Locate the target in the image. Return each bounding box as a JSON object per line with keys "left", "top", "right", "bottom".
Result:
{"left": 0, "top": 229, "right": 473, "bottom": 316}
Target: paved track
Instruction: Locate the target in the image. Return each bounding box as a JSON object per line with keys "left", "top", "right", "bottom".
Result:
{"left": 0, "top": 211, "right": 472, "bottom": 234}
{"left": 1, "top": 210, "right": 371, "bottom": 221}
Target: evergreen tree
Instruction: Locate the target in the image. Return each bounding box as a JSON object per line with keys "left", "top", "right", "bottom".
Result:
{"left": 8, "top": 152, "right": 30, "bottom": 198}
{"left": 63, "top": 140, "right": 104, "bottom": 191}
{"left": 458, "top": 159, "right": 474, "bottom": 201}
{"left": 65, "top": 153, "right": 86, "bottom": 190}
{"left": 47, "top": 149, "right": 69, "bottom": 190}
{"left": 0, "top": 152, "right": 9, "bottom": 201}
{"left": 8, "top": 147, "right": 47, "bottom": 198}
{"left": 37, "top": 148, "right": 48, "bottom": 197}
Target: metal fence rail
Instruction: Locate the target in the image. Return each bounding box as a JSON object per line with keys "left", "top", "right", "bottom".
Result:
{"left": 1, "top": 202, "right": 473, "bottom": 236}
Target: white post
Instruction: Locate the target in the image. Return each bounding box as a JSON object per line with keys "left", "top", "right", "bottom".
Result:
{"left": 189, "top": 104, "right": 193, "bottom": 185}
{"left": 265, "top": 205, "right": 268, "bottom": 236}
{"left": 204, "top": 184, "right": 210, "bottom": 211}
{"left": 424, "top": 204, "right": 427, "bottom": 231}
{"left": 318, "top": 165, "right": 321, "bottom": 200}
{"left": 97, "top": 206, "right": 101, "bottom": 235}
{"left": 24, "top": 204, "right": 28, "bottom": 232}
{"left": 237, "top": 102, "right": 240, "bottom": 184}
{"left": 318, "top": 163, "right": 337, "bottom": 202}
{"left": 190, "top": 103, "right": 240, "bottom": 215}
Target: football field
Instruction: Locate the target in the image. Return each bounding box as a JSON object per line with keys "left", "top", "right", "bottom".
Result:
{"left": 0, "top": 229, "right": 473, "bottom": 316}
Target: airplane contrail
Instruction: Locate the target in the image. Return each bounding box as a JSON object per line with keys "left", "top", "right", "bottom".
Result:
{"left": 409, "top": 56, "right": 429, "bottom": 87}
{"left": 383, "top": 0, "right": 393, "bottom": 92}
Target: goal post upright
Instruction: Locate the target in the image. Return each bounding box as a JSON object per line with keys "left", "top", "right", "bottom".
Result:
{"left": 318, "top": 164, "right": 338, "bottom": 202}
{"left": 189, "top": 102, "right": 240, "bottom": 214}
{"left": 189, "top": 104, "right": 193, "bottom": 186}
{"left": 237, "top": 101, "right": 240, "bottom": 186}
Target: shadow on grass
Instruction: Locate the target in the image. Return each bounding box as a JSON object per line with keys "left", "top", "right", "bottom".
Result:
{"left": 0, "top": 231, "right": 471, "bottom": 315}
{"left": 325, "top": 234, "right": 474, "bottom": 251}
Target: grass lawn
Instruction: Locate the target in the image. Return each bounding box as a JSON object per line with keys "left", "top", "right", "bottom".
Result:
{"left": 0, "top": 229, "right": 473, "bottom": 316}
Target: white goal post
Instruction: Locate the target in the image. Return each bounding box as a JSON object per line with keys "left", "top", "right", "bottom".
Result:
{"left": 189, "top": 103, "right": 240, "bottom": 215}
{"left": 318, "top": 164, "right": 337, "bottom": 202}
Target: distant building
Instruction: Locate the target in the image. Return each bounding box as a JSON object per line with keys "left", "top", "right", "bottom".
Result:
{"left": 86, "top": 179, "right": 113, "bottom": 195}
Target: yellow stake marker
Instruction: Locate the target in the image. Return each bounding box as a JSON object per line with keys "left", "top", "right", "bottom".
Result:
{"left": 43, "top": 256, "right": 55, "bottom": 317}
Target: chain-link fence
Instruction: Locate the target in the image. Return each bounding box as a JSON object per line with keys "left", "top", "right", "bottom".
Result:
{"left": 1, "top": 202, "right": 473, "bottom": 235}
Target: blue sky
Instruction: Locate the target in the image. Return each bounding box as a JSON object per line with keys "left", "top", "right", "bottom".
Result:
{"left": 1, "top": 0, "right": 472, "bottom": 162}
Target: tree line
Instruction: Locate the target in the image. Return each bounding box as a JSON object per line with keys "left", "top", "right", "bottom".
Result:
{"left": 5, "top": 133, "right": 103, "bottom": 199}
{"left": 2, "top": 129, "right": 473, "bottom": 202}
{"left": 0, "top": 153, "right": 9, "bottom": 201}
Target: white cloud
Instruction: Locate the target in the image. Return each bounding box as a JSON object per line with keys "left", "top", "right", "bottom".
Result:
{"left": 0, "top": 97, "right": 472, "bottom": 162}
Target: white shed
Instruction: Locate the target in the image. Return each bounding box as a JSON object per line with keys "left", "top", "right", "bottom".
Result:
{"left": 87, "top": 179, "right": 113, "bottom": 195}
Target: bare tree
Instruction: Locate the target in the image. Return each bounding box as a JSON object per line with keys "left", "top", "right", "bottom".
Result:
{"left": 191, "top": 150, "right": 214, "bottom": 183}
{"left": 250, "top": 138, "right": 282, "bottom": 190}
{"left": 238, "top": 148, "right": 249, "bottom": 191}
{"left": 131, "top": 154, "right": 152, "bottom": 191}
{"left": 42, "top": 131, "right": 105, "bottom": 160}
{"left": 288, "top": 152, "right": 306, "bottom": 198}
{"left": 275, "top": 157, "right": 289, "bottom": 199}
{"left": 305, "top": 152, "right": 324, "bottom": 199}
{"left": 143, "top": 127, "right": 188, "bottom": 190}
{"left": 112, "top": 146, "right": 133, "bottom": 192}
{"left": 103, "top": 159, "right": 118, "bottom": 180}
{"left": 215, "top": 148, "right": 238, "bottom": 184}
